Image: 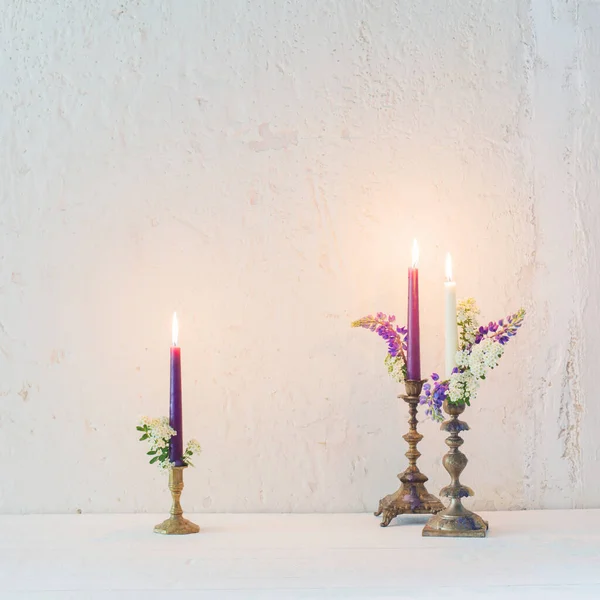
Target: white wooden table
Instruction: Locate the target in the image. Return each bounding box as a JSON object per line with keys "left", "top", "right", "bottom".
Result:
{"left": 1, "top": 510, "right": 599, "bottom": 599}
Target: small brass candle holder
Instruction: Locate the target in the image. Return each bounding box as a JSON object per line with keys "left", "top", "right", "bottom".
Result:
{"left": 375, "top": 379, "right": 444, "bottom": 527}
{"left": 422, "top": 400, "right": 488, "bottom": 538}
{"left": 154, "top": 466, "right": 200, "bottom": 535}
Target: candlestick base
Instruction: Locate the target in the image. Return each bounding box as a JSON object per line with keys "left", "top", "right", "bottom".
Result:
{"left": 421, "top": 505, "right": 487, "bottom": 538}
{"left": 375, "top": 380, "right": 444, "bottom": 527}
{"left": 422, "top": 400, "right": 488, "bottom": 538}
{"left": 154, "top": 514, "right": 200, "bottom": 535}
{"left": 154, "top": 466, "right": 199, "bottom": 535}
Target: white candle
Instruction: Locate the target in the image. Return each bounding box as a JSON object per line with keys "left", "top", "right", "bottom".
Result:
{"left": 444, "top": 253, "right": 458, "bottom": 378}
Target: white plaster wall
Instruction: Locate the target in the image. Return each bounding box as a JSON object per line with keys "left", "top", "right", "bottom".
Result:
{"left": 0, "top": 0, "right": 598, "bottom": 514}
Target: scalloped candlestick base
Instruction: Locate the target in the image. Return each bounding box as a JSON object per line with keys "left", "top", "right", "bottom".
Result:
{"left": 422, "top": 400, "right": 488, "bottom": 538}
{"left": 154, "top": 514, "right": 201, "bottom": 535}
{"left": 375, "top": 380, "right": 444, "bottom": 527}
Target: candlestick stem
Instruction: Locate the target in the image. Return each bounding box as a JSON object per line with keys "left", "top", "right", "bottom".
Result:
{"left": 154, "top": 466, "right": 200, "bottom": 535}
{"left": 422, "top": 400, "right": 488, "bottom": 537}
{"left": 375, "top": 380, "right": 444, "bottom": 527}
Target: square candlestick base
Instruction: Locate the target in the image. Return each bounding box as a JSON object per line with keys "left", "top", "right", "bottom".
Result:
{"left": 422, "top": 504, "right": 488, "bottom": 538}
{"left": 153, "top": 466, "right": 199, "bottom": 535}
{"left": 421, "top": 400, "right": 488, "bottom": 538}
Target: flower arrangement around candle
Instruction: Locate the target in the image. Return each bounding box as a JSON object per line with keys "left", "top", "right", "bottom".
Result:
{"left": 419, "top": 299, "right": 526, "bottom": 422}
{"left": 137, "top": 416, "right": 201, "bottom": 471}
{"left": 351, "top": 313, "right": 408, "bottom": 383}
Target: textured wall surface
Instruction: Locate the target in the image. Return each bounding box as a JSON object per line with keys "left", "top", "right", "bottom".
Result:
{"left": 1, "top": 1, "right": 598, "bottom": 513}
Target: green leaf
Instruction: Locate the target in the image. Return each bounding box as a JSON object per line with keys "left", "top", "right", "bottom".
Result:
{"left": 136, "top": 426, "right": 144, "bottom": 432}
{"left": 147, "top": 450, "right": 157, "bottom": 455}
{"left": 139, "top": 434, "right": 149, "bottom": 441}
{"left": 149, "top": 456, "right": 160, "bottom": 464}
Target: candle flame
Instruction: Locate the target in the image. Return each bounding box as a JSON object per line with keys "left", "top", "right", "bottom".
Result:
{"left": 411, "top": 239, "right": 419, "bottom": 268}
{"left": 446, "top": 253, "right": 453, "bottom": 282}
{"left": 172, "top": 312, "right": 179, "bottom": 346}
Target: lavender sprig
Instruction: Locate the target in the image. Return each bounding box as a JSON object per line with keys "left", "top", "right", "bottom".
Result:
{"left": 352, "top": 313, "right": 408, "bottom": 382}
{"left": 419, "top": 372, "right": 450, "bottom": 422}
{"left": 351, "top": 313, "right": 407, "bottom": 360}
{"left": 473, "top": 308, "right": 526, "bottom": 346}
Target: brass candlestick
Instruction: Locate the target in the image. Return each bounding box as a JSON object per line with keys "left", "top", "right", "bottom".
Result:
{"left": 422, "top": 400, "right": 488, "bottom": 537}
{"left": 154, "top": 466, "right": 200, "bottom": 535}
{"left": 375, "top": 379, "right": 444, "bottom": 527}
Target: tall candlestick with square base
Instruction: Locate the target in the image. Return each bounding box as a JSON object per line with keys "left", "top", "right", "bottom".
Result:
{"left": 154, "top": 466, "right": 200, "bottom": 535}
{"left": 375, "top": 380, "right": 444, "bottom": 527}
{"left": 422, "top": 400, "right": 488, "bottom": 537}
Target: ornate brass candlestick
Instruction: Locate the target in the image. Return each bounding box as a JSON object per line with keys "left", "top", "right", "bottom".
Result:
{"left": 375, "top": 380, "right": 444, "bottom": 527}
{"left": 422, "top": 400, "right": 487, "bottom": 537}
{"left": 154, "top": 466, "right": 200, "bottom": 535}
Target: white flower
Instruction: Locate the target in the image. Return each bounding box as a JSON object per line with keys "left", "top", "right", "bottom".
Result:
{"left": 467, "top": 344, "right": 486, "bottom": 379}
{"left": 186, "top": 439, "right": 202, "bottom": 455}
{"left": 157, "top": 459, "right": 174, "bottom": 472}
{"left": 467, "top": 338, "right": 505, "bottom": 381}
{"left": 457, "top": 298, "right": 480, "bottom": 348}
{"left": 138, "top": 415, "right": 203, "bottom": 471}
{"left": 448, "top": 369, "right": 480, "bottom": 405}
{"left": 385, "top": 354, "right": 406, "bottom": 384}
{"left": 455, "top": 350, "right": 470, "bottom": 368}
{"left": 137, "top": 415, "right": 180, "bottom": 471}
{"left": 147, "top": 420, "right": 176, "bottom": 443}
{"left": 482, "top": 338, "right": 504, "bottom": 369}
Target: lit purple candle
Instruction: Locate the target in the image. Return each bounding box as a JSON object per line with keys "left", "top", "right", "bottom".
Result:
{"left": 407, "top": 240, "right": 421, "bottom": 381}
{"left": 169, "top": 312, "right": 184, "bottom": 466}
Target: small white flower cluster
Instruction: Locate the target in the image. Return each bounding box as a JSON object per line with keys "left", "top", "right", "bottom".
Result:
{"left": 448, "top": 369, "right": 480, "bottom": 405}
{"left": 385, "top": 354, "right": 406, "bottom": 384}
{"left": 137, "top": 417, "right": 202, "bottom": 472}
{"left": 137, "top": 416, "right": 177, "bottom": 471}
{"left": 448, "top": 300, "right": 505, "bottom": 405}
{"left": 456, "top": 298, "right": 480, "bottom": 347}
{"left": 470, "top": 339, "right": 504, "bottom": 375}
{"left": 186, "top": 439, "right": 202, "bottom": 454}
{"left": 182, "top": 438, "right": 202, "bottom": 467}
{"left": 449, "top": 341, "right": 504, "bottom": 404}
{"left": 144, "top": 416, "right": 177, "bottom": 451}
{"left": 157, "top": 457, "right": 174, "bottom": 472}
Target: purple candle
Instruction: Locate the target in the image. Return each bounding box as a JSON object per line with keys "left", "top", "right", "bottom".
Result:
{"left": 169, "top": 312, "right": 184, "bottom": 466}
{"left": 407, "top": 240, "right": 421, "bottom": 381}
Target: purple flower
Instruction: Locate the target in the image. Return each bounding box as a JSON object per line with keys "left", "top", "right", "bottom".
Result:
{"left": 472, "top": 309, "right": 526, "bottom": 348}
{"left": 420, "top": 376, "right": 448, "bottom": 422}
{"left": 351, "top": 313, "right": 408, "bottom": 364}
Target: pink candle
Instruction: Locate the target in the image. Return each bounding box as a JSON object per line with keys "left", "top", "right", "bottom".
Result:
{"left": 407, "top": 240, "right": 421, "bottom": 380}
